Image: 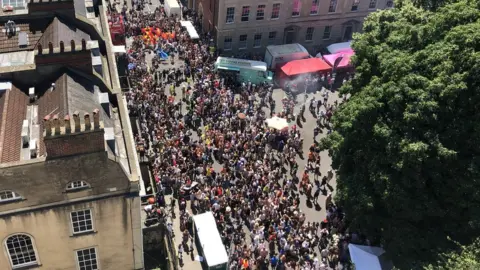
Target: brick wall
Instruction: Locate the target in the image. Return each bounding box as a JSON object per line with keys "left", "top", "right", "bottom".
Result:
{"left": 35, "top": 51, "right": 92, "bottom": 74}
{"left": 43, "top": 130, "right": 105, "bottom": 159}
{"left": 28, "top": 1, "right": 74, "bottom": 13}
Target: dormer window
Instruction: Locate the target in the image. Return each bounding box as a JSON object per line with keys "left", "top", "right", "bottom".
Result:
{"left": 0, "top": 190, "right": 22, "bottom": 203}
{"left": 66, "top": 181, "right": 90, "bottom": 192}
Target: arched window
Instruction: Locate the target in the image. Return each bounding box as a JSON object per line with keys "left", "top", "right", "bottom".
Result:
{"left": 5, "top": 234, "right": 38, "bottom": 268}
{"left": 66, "top": 181, "right": 90, "bottom": 191}
{"left": 0, "top": 190, "right": 22, "bottom": 203}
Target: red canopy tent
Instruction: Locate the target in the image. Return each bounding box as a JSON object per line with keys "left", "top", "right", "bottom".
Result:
{"left": 280, "top": 58, "right": 331, "bottom": 76}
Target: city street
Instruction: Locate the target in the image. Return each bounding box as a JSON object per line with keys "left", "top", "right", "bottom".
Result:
{"left": 122, "top": 1, "right": 341, "bottom": 269}
{"left": 158, "top": 53, "right": 340, "bottom": 270}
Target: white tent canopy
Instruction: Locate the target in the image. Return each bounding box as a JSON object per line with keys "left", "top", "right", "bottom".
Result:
{"left": 266, "top": 116, "right": 289, "bottom": 130}
{"left": 112, "top": 45, "right": 126, "bottom": 53}
{"left": 326, "top": 41, "right": 352, "bottom": 54}
{"left": 180, "top": 21, "right": 199, "bottom": 40}
{"left": 348, "top": 244, "right": 393, "bottom": 270}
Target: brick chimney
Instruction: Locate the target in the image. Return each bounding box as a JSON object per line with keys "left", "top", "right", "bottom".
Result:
{"left": 53, "top": 114, "right": 60, "bottom": 135}
{"left": 93, "top": 108, "right": 100, "bottom": 129}
{"left": 84, "top": 112, "right": 91, "bottom": 130}
{"left": 73, "top": 111, "right": 80, "bottom": 132}
{"left": 43, "top": 109, "right": 105, "bottom": 159}
{"left": 43, "top": 114, "right": 52, "bottom": 136}
{"left": 64, "top": 115, "right": 71, "bottom": 134}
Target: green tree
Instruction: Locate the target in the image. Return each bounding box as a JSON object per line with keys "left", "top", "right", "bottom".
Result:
{"left": 424, "top": 238, "right": 480, "bottom": 269}
{"left": 321, "top": 0, "right": 480, "bottom": 268}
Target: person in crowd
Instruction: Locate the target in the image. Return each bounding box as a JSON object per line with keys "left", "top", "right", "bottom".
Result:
{"left": 118, "top": 3, "right": 355, "bottom": 269}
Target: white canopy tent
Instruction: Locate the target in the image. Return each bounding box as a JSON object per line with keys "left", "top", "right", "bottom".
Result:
{"left": 180, "top": 21, "right": 199, "bottom": 39}
{"left": 112, "top": 45, "right": 126, "bottom": 53}
{"left": 348, "top": 244, "right": 393, "bottom": 270}
{"left": 326, "top": 41, "right": 352, "bottom": 54}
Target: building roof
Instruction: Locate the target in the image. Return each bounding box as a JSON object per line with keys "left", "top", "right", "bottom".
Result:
{"left": 0, "top": 85, "right": 29, "bottom": 163}
{"left": 36, "top": 72, "right": 113, "bottom": 156}
{"left": 0, "top": 17, "right": 91, "bottom": 55}
{"left": 0, "top": 152, "right": 131, "bottom": 214}
{"left": 36, "top": 17, "right": 91, "bottom": 49}
{"left": 0, "top": 71, "right": 113, "bottom": 163}
{"left": 0, "top": 23, "right": 43, "bottom": 53}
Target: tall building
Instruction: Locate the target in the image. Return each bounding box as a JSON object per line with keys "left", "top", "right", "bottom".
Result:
{"left": 0, "top": 0, "right": 144, "bottom": 269}
{"left": 192, "top": 0, "right": 393, "bottom": 55}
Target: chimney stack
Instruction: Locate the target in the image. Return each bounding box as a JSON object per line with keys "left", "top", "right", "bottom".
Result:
{"left": 43, "top": 110, "right": 106, "bottom": 159}
{"left": 53, "top": 114, "right": 60, "bottom": 135}
{"left": 73, "top": 111, "right": 80, "bottom": 132}
{"left": 84, "top": 112, "right": 91, "bottom": 130}
{"left": 43, "top": 114, "right": 51, "bottom": 136}
{"left": 64, "top": 115, "right": 71, "bottom": 134}
{"left": 93, "top": 108, "right": 100, "bottom": 129}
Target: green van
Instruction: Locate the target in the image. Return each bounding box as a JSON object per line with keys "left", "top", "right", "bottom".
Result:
{"left": 214, "top": 57, "right": 274, "bottom": 85}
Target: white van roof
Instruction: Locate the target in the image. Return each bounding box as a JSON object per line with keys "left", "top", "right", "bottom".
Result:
{"left": 180, "top": 21, "right": 199, "bottom": 39}
{"left": 266, "top": 43, "right": 309, "bottom": 57}
{"left": 216, "top": 57, "right": 267, "bottom": 72}
{"left": 193, "top": 212, "right": 228, "bottom": 267}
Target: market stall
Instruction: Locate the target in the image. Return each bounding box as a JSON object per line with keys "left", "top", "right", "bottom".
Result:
{"left": 277, "top": 58, "right": 331, "bottom": 88}
{"left": 348, "top": 244, "right": 393, "bottom": 270}
{"left": 326, "top": 41, "right": 352, "bottom": 54}
{"left": 323, "top": 48, "right": 355, "bottom": 71}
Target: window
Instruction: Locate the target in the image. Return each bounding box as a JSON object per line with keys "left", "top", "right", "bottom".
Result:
{"left": 239, "top": 34, "right": 248, "bottom": 49}
{"left": 271, "top": 3, "right": 280, "bottom": 19}
{"left": 305, "top": 27, "right": 314, "bottom": 41}
{"left": 2, "top": 0, "right": 26, "bottom": 8}
{"left": 0, "top": 190, "right": 22, "bottom": 203}
{"left": 253, "top": 34, "right": 262, "bottom": 48}
{"left": 224, "top": 36, "right": 232, "bottom": 50}
{"left": 351, "top": 0, "right": 359, "bottom": 11}
{"left": 386, "top": 0, "right": 394, "bottom": 8}
{"left": 268, "top": 31, "right": 277, "bottom": 45}
{"left": 76, "top": 247, "right": 99, "bottom": 270}
{"left": 292, "top": 0, "right": 301, "bottom": 16}
{"left": 369, "top": 0, "right": 377, "bottom": 9}
{"left": 71, "top": 209, "right": 94, "bottom": 234}
{"left": 66, "top": 181, "right": 90, "bottom": 191}
{"left": 258, "top": 71, "right": 266, "bottom": 78}
{"left": 5, "top": 234, "right": 38, "bottom": 268}
{"left": 223, "top": 37, "right": 233, "bottom": 51}
{"left": 323, "top": 26, "right": 332, "bottom": 40}
{"left": 328, "top": 0, "right": 337, "bottom": 12}
{"left": 241, "top": 6, "right": 250, "bottom": 22}
{"left": 310, "top": 0, "right": 319, "bottom": 15}
{"left": 256, "top": 5, "right": 265, "bottom": 20}
{"left": 226, "top": 7, "right": 235, "bottom": 24}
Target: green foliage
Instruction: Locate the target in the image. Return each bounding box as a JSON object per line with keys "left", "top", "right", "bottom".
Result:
{"left": 321, "top": 0, "right": 480, "bottom": 268}
{"left": 424, "top": 238, "right": 480, "bottom": 269}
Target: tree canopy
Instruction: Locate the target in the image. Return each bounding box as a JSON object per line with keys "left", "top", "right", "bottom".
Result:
{"left": 424, "top": 238, "right": 480, "bottom": 269}
{"left": 321, "top": 0, "right": 480, "bottom": 268}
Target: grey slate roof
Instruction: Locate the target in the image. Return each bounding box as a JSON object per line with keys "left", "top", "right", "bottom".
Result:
{"left": 36, "top": 17, "right": 91, "bottom": 49}
{"left": 0, "top": 152, "right": 130, "bottom": 214}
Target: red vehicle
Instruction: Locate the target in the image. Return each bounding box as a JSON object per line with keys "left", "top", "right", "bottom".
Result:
{"left": 108, "top": 13, "right": 125, "bottom": 45}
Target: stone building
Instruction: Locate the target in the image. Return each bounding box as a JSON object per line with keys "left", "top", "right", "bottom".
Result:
{"left": 191, "top": 0, "right": 393, "bottom": 55}
{"left": 0, "top": 0, "right": 145, "bottom": 269}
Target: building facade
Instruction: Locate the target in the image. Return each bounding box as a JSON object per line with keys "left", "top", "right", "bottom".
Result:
{"left": 194, "top": 0, "right": 393, "bottom": 55}
{"left": 0, "top": 0, "right": 144, "bottom": 269}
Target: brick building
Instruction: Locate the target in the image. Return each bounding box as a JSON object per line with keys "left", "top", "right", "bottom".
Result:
{"left": 190, "top": 0, "right": 393, "bottom": 55}
{"left": 0, "top": 0, "right": 145, "bottom": 269}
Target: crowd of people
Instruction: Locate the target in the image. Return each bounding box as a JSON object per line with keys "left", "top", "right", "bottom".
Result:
{"left": 119, "top": 2, "right": 360, "bottom": 269}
